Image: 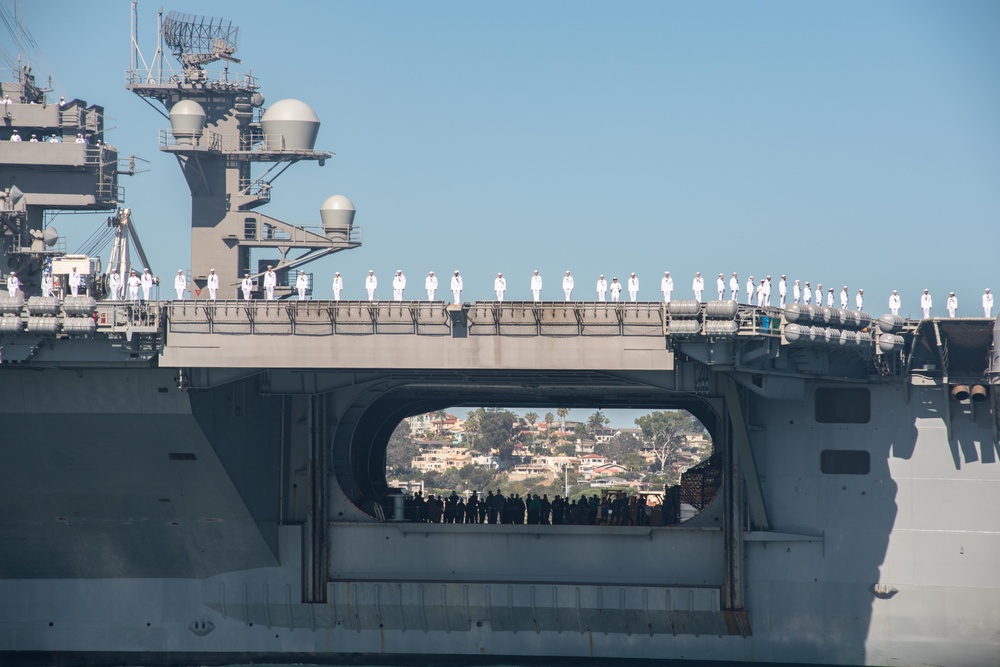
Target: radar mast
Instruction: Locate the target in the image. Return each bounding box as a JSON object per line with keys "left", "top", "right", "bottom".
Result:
{"left": 127, "top": 2, "right": 360, "bottom": 299}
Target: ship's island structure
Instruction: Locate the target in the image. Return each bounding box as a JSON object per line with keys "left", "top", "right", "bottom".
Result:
{"left": 0, "top": 8, "right": 998, "bottom": 667}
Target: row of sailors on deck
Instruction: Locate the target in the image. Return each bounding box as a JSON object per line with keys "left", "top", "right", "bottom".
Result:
{"left": 7, "top": 129, "right": 88, "bottom": 143}
{"left": 13, "top": 267, "right": 993, "bottom": 317}
{"left": 320, "top": 271, "right": 995, "bottom": 318}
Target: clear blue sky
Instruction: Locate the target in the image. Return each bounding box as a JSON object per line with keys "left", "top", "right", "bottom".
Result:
{"left": 10, "top": 0, "right": 1000, "bottom": 319}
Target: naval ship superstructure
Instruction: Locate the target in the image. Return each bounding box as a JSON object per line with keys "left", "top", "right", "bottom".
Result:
{"left": 1, "top": 8, "right": 999, "bottom": 667}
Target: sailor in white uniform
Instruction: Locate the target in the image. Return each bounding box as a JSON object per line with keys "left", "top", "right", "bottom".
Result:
{"left": 793, "top": 279, "right": 801, "bottom": 304}
{"left": 392, "top": 270, "right": 406, "bottom": 301}
{"left": 815, "top": 284, "right": 823, "bottom": 307}
{"left": 332, "top": 272, "right": 343, "bottom": 301}
{"left": 627, "top": 273, "right": 639, "bottom": 302}
{"left": 763, "top": 276, "right": 772, "bottom": 306}
{"left": 920, "top": 289, "right": 932, "bottom": 318}
{"left": 746, "top": 276, "right": 755, "bottom": 305}
{"left": 692, "top": 272, "right": 704, "bottom": 301}
{"left": 802, "top": 282, "right": 811, "bottom": 305}
{"left": 494, "top": 273, "right": 507, "bottom": 301}
{"left": 75, "top": 133, "right": 86, "bottom": 144}
{"left": 174, "top": 270, "right": 186, "bottom": 300}
{"left": 296, "top": 270, "right": 309, "bottom": 300}
{"left": 756, "top": 280, "right": 765, "bottom": 307}
{"left": 855, "top": 289, "right": 864, "bottom": 311}
{"left": 207, "top": 268, "right": 219, "bottom": 300}
{"left": 264, "top": 266, "right": 278, "bottom": 300}
{"left": 450, "top": 271, "right": 463, "bottom": 304}
{"left": 729, "top": 273, "right": 739, "bottom": 301}
{"left": 661, "top": 271, "right": 673, "bottom": 303}
{"left": 888, "top": 290, "right": 901, "bottom": 316}
{"left": 9, "top": 130, "right": 21, "bottom": 142}
{"left": 840, "top": 286, "right": 849, "bottom": 309}
{"left": 141, "top": 268, "right": 153, "bottom": 300}
{"left": 826, "top": 288, "right": 834, "bottom": 308}
{"left": 531, "top": 270, "right": 543, "bottom": 301}
{"left": 41, "top": 270, "right": 53, "bottom": 298}
{"left": 365, "top": 270, "right": 377, "bottom": 301}
{"left": 69, "top": 267, "right": 82, "bottom": 297}
{"left": 127, "top": 269, "right": 141, "bottom": 300}
{"left": 425, "top": 271, "right": 437, "bottom": 300}
{"left": 947, "top": 292, "right": 958, "bottom": 318}
{"left": 596, "top": 275, "right": 607, "bottom": 302}
{"left": 6, "top": 271, "right": 19, "bottom": 297}
{"left": 716, "top": 274, "right": 725, "bottom": 301}
{"left": 562, "top": 271, "right": 574, "bottom": 301}
{"left": 242, "top": 271, "right": 254, "bottom": 300}
{"left": 983, "top": 288, "right": 993, "bottom": 318}
{"left": 108, "top": 268, "right": 121, "bottom": 300}
{"left": 778, "top": 275, "right": 787, "bottom": 308}
{"left": 610, "top": 277, "right": 622, "bottom": 302}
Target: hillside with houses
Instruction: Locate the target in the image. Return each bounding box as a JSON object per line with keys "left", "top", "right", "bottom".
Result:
{"left": 387, "top": 409, "right": 713, "bottom": 500}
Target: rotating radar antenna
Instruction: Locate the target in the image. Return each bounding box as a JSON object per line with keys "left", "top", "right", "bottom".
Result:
{"left": 161, "top": 11, "right": 241, "bottom": 69}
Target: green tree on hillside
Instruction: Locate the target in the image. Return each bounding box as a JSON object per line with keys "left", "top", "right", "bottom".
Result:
{"left": 386, "top": 422, "right": 420, "bottom": 476}
{"left": 635, "top": 410, "right": 689, "bottom": 473}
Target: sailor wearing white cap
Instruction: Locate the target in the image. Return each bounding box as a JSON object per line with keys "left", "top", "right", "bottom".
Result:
{"left": 840, "top": 286, "right": 849, "bottom": 309}
{"left": 763, "top": 276, "right": 772, "bottom": 306}
{"left": 692, "top": 272, "right": 704, "bottom": 302}
{"left": 29, "top": 134, "right": 38, "bottom": 142}
{"left": 141, "top": 268, "right": 154, "bottom": 300}
{"left": 610, "top": 277, "right": 622, "bottom": 302}
{"left": 69, "top": 267, "right": 81, "bottom": 296}
{"left": 450, "top": 271, "right": 462, "bottom": 304}
{"left": 296, "top": 270, "right": 309, "bottom": 300}
{"left": 530, "top": 270, "right": 542, "bottom": 301}
{"left": 494, "top": 273, "right": 507, "bottom": 302}
{"left": 242, "top": 271, "right": 254, "bottom": 300}
{"left": 264, "top": 265, "right": 277, "bottom": 300}
{"left": 729, "top": 273, "right": 739, "bottom": 301}
{"left": 889, "top": 290, "right": 900, "bottom": 316}
{"left": 815, "top": 284, "right": 823, "bottom": 307}
{"left": 802, "top": 282, "right": 811, "bottom": 305}
{"left": 983, "top": 289, "right": 993, "bottom": 318}
{"left": 6, "top": 271, "right": 18, "bottom": 297}
{"left": 855, "top": 289, "right": 864, "bottom": 311}
{"left": 75, "top": 133, "right": 86, "bottom": 144}
{"left": 596, "top": 275, "right": 607, "bottom": 302}
{"left": 756, "top": 279, "right": 765, "bottom": 307}
{"left": 10, "top": 129, "right": 21, "bottom": 141}
{"left": 660, "top": 271, "right": 674, "bottom": 303}
{"left": 920, "top": 289, "right": 932, "bottom": 318}
{"left": 662, "top": 272, "right": 673, "bottom": 304}
{"left": 127, "top": 269, "right": 141, "bottom": 300}
{"left": 793, "top": 279, "right": 801, "bottom": 304}
{"left": 174, "top": 270, "right": 187, "bottom": 300}
{"left": 332, "top": 272, "right": 343, "bottom": 301}
{"left": 716, "top": 274, "right": 725, "bottom": 301}
{"left": 562, "top": 271, "right": 574, "bottom": 301}
{"left": 365, "top": 270, "right": 377, "bottom": 301}
{"left": 207, "top": 268, "right": 219, "bottom": 300}
{"left": 41, "top": 269, "right": 53, "bottom": 298}
{"left": 778, "top": 275, "right": 787, "bottom": 308}
{"left": 947, "top": 292, "right": 958, "bottom": 318}
{"left": 826, "top": 288, "right": 834, "bottom": 308}
{"left": 108, "top": 268, "right": 121, "bottom": 301}
{"left": 746, "top": 276, "right": 755, "bottom": 305}
{"left": 392, "top": 270, "right": 406, "bottom": 301}
{"left": 425, "top": 271, "right": 437, "bottom": 300}
{"left": 627, "top": 273, "right": 639, "bottom": 302}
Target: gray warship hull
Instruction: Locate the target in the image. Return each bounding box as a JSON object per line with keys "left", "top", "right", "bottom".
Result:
{"left": 1, "top": 301, "right": 999, "bottom": 667}
{"left": 2, "top": 7, "right": 998, "bottom": 665}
